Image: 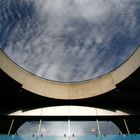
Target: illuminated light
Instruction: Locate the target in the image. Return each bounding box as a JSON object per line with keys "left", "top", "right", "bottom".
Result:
{"left": 91, "top": 128, "right": 96, "bottom": 133}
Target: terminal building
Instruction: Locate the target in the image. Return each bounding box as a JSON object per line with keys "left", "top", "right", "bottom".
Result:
{"left": 0, "top": 47, "right": 140, "bottom": 140}
{"left": 0, "top": 1, "right": 140, "bottom": 140}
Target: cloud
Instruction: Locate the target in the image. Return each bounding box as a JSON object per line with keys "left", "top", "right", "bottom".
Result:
{"left": 1, "top": 0, "right": 140, "bottom": 82}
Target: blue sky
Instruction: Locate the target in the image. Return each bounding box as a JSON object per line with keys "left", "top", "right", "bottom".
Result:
{"left": 0, "top": 0, "right": 140, "bottom": 82}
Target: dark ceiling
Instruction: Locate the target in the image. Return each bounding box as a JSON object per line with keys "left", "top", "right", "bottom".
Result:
{"left": 0, "top": 67, "right": 140, "bottom": 115}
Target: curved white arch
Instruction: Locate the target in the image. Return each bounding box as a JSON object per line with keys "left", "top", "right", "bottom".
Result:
{"left": 0, "top": 47, "right": 140, "bottom": 99}
{"left": 9, "top": 106, "right": 128, "bottom": 116}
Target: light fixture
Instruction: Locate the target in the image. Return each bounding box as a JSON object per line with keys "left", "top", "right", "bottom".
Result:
{"left": 91, "top": 128, "right": 96, "bottom": 133}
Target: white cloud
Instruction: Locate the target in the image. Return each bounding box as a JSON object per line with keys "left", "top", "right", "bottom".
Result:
{"left": 2, "top": 0, "right": 140, "bottom": 82}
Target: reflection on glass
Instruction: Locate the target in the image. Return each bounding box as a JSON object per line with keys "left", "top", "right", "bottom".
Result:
{"left": 17, "top": 121, "right": 39, "bottom": 136}
{"left": 17, "top": 121, "right": 68, "bottom": 136}
{"left": 125, "top": 118, "right": 140, "bottom": 134}
{"left": 17, "top": 121, "right": 120, "bottom": 136}
{"left": 99, "top": 121, "right": 120, "bottom": 135}
{"left": 0, "top": 118, "right": 12, "bottom": 134}
{"left": 70, "top": 121, "right": 98, "bottom": 136}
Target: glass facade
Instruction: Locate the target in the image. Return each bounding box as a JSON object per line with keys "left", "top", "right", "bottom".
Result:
{"left": 0, "top": 116, "right": 139, "bottom": 140}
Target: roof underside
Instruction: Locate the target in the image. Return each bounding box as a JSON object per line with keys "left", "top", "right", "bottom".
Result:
{"left": 0, "top": 67, "right": 140, "bottom": 115}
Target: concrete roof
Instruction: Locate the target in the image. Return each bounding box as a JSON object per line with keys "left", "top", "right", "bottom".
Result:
{"left": 0, "top": 47, "right": 140, "bottom": 99}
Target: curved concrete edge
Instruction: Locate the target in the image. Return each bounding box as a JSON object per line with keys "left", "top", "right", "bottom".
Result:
{"left": 0, "top": 47, "right": 140, "bottom": 99}
{"left": 112, "top": 47, "right": 140, "bottom": 83}
{"left": 9, "top": 106, "right": 129, "bottom": 116}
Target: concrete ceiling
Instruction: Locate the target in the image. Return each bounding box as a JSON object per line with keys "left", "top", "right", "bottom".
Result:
{"left": 0, "top": 66, "right": 140, "bottom": 115}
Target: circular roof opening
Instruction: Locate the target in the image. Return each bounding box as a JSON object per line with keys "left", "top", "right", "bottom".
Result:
{"left": 0, "top": 0, "right": 140, "bottom": 83}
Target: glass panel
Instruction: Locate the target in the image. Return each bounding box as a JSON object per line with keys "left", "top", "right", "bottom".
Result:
{"left": 16, "top": 120, "right": 121, "bottom": 138}
{"left": 0, "top": 117, "right": 12, "bottom": 134}
{"left": 17, "top": 120, "right": 68, "bottom": 137}
{"left": 10, "top": 135, "right": 35, "bottom": 140}
{"left": 0, "top": 135, "right": 67, "bottom": 140}
{"left": 40, "top": 121, "right": 68, "bottom": 136}
{"left": 37, "top": 136, "right": 66, "bottom": 140}
{"left": 125, "top": 117, "right": 140, "bottom": 134}
{"left": 0, "top": 134, "right": 140, "bottom": 140}
{"left": 73, "top": 135, "right": 101, "bottom": 140}
{"left": 101, "top": 135, "right": 132, "bottom": 140}
{"left": 112, "top": 118, "right": 128, "bottom": 134}
{"left": 16, "top": 121, "right": 40, "bottom": 136}
{"left": 70, "top": 121, "right": 98, "bottom": 136}
{"left": 6, "top": 117, "right": 140, "bottom": 139}
{"left": 132, "top": 134, "right": 140, "bottom": 140}
{"left": 73, "top": 135, "right": 140, "bottom": 140}
{"left": 13, "top": 117, "right": 40, "bottom": 136}
{"left": 99, "top": 121, "right": 120, "bottom": 135}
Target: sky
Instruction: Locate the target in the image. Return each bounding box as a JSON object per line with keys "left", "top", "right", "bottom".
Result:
{"left": 0, "top": 0, "right": 140, "bottom": 82}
